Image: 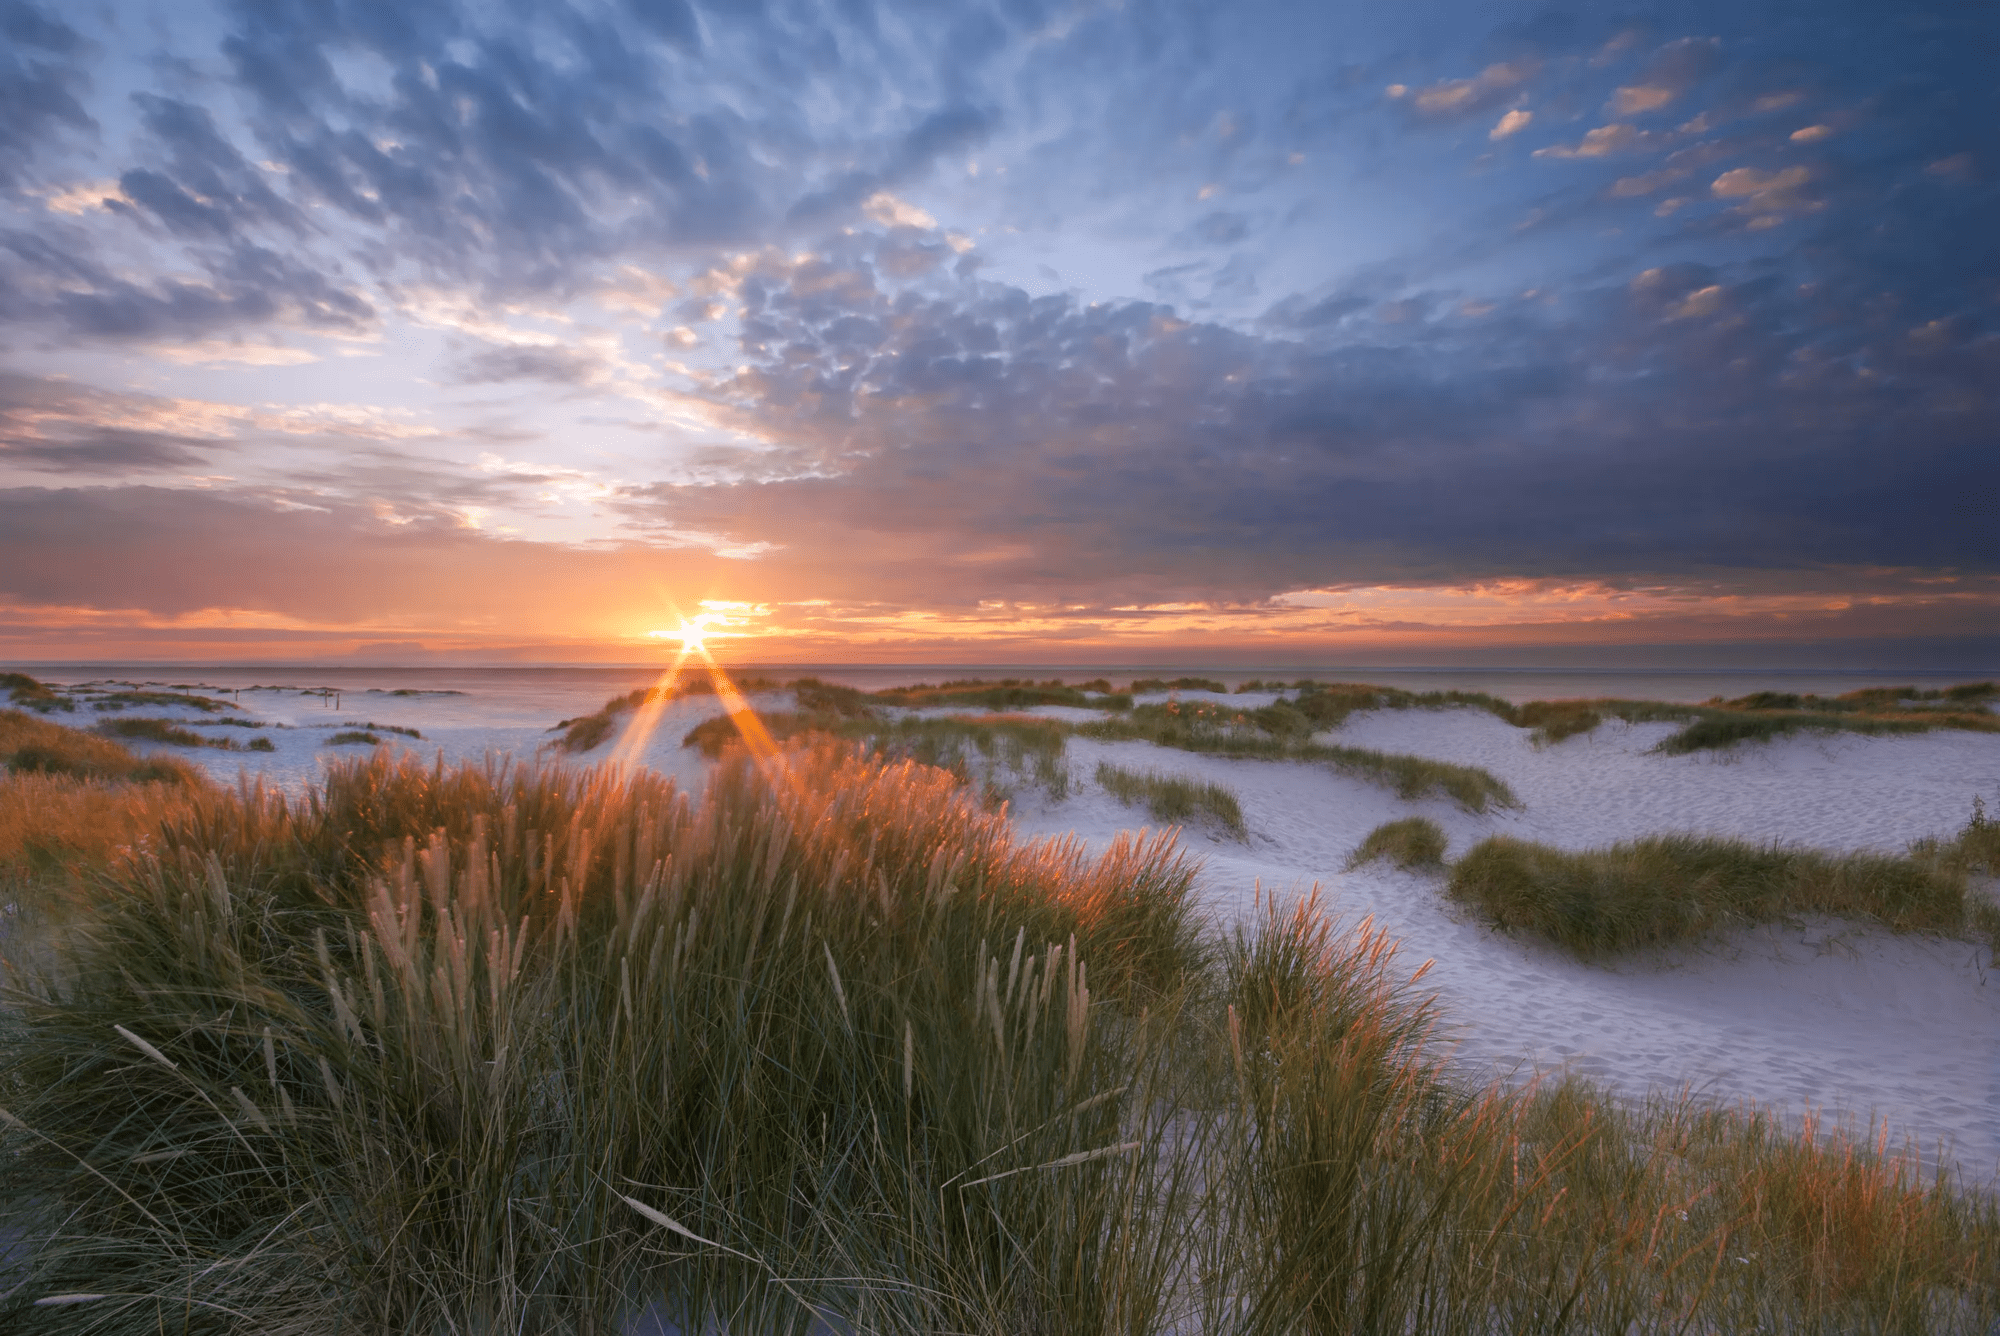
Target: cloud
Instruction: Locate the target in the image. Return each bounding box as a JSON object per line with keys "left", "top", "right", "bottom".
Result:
{"left": 453, "top": 343, "right": 608, "bottom": 385}
{"left": 0, "top": 373, "right": 226, "bottom": 476}
{"left": 1533, "top": 123, "right": 1648, "bottom": 159}
{"left": 1608, "top": 37, "right": 1720, "bottom": 116}
{"left": 0, "top": 0, "right": 95, "bottom": 190}
{"left": 593, "top": 236, "right": 2000, "bottom": 613}
{"left": 1400, "top": 61, "right": 1538, "bottom": 119}
{"left": 1489, "top": 109, "right": 1533, "bottom": 140}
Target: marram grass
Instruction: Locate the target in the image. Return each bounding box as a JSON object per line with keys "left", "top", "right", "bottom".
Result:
{"left": 1094, "top": 762, "right": 1246, "bottom": 838}
{"left": 1344, "top": 816, "right": 1448, "bottom": 872}
{"left": 0, "top": 743, "right": 1995, "bottom": 1332}
{"left": 1448, "top": 818, "right": 2000, "bottom": 958}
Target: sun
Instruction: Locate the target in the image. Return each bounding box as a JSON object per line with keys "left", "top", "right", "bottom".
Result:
{"left": 645, "top": 615, "right": 715, "bottom": 652}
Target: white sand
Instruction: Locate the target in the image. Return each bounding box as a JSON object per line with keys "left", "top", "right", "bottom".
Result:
{"left": 1007, "top": 698, "right": 2000, "bottom": 1184}
{"left": 94, "top": 683, "right": 2000, "bottom": 1183}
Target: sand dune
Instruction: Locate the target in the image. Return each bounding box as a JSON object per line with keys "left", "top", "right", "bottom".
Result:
{"left": 103, "top": 681, "right": 2000, "bottom": 1183}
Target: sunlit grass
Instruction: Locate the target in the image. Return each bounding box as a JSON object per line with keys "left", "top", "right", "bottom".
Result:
{"left": 550, "top": 671, "right": 785, "bottom": 752}
{"left": 2, "top": 708, "right": 202, "bottom": 785}
{"left": 687, "top": 710, "right": 1073, "bottom": 804}
{"left": 1094, "top": 762, "right": 1246, "bottom": 838}
{"left": 0, "top": 743, "right": 1995, "bottom": 1331}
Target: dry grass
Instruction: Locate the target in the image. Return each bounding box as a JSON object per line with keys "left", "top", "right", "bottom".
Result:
{"left": 1207, "top": 889, "right": 2000, "bottom": 1332}
{"left": 2, "top": 709, "right": 202, "bottom": 786}
{"left": 0, "top": 749, "right": 1995, "bottom": 1331}
{"left": 0, "top": 773, "right": 196, "bottom": 887}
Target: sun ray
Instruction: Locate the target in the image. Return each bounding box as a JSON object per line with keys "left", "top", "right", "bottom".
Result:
{"left": 604, "top": 644, "right": 696, "bottom": 771}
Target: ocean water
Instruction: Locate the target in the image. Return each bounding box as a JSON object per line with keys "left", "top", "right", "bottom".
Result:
{"left": 20, "top": 660, "right": 1997, "bottom": 709}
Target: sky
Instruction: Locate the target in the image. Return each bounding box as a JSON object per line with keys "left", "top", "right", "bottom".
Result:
{"left": 1, "top": 0, "right": 1995, "bottom": 666}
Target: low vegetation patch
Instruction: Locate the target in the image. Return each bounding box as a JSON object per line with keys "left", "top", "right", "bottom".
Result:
{"left": 95, "top": 716, "right": 218, "bottom": 748}
{"left": 326, "top": 730, "right": 383, "bottom": 746}
{"left": 0, "top": 749, "right": 1994, "bottom": 1331}
{"left": 1227, "top": 678, "right": 1998, "bottom": 754}
{"left": 2, "top": 710, "right": 201, "bottom": 785}
{"left": 1346, "top": 816, "right": 1448, "bottom": 871}
{"left": 1127, "top": 676, "right": 1226, "bottom": 695}
{"left": 91, "top": 688, "right": 236, "bottom": 713}
{"left": 1, "top": 672, "right": 71, "bottom": 713}
{"left": 338, "top": 720, "right": 422, "bottom": 739}
{"left": 687, "top": 710, "right": 1073, "bottom": 804}
{"left": 1448, "top": 807, "right": 2000, "bottom": 957}
{"left": 873, "top": 677, "right": 1129, "bottom": 711}
{"left": 1095, "top": 762, "right": 1245, "bottom": 838}
{"left": 551, "top": 676, "right": 788, "bottom": 751}
{"left": 1078, "top": 702, "right": 1520, "bottom": 813}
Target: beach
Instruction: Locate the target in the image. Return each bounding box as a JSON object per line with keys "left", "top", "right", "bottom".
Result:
{"left": 16, "top": 666, "right": 2000, "bottom": 1184}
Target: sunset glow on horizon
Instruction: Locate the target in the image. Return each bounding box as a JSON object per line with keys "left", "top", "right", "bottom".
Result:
{"left": 0, "top": 1, "right": 1993, "bottom": 668}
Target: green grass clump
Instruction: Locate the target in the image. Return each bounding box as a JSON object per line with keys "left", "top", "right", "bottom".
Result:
{"left": 1652, "top": 710, "right": 1966, "bottom": 754}
{"left": 338, "top": 720, "right": 421, "bottom": 738}
{"left": 2, "top": 672, "right": 72, "bottom": 713}
{"left": 95, "top": 716, "right": 226, "bottom": 749}
{"left": 326, "top": 730, "right": 383, "bottom": 746}
{"left": 91, "top": 688, "right": 234, "bottom": 713}
{"left": 1315, "top": 743, "right": 1519, "bottom": 813}
{"left": 1094, "top": 762, "right": 1246, "bottom": 838}
{"left": 1077, "top": 703, "right": 1519, "bottom": 813}
{"left": 1447, "top": 825, "right": 1994, "bottom": 958}
{"left": 1, "top": 750, "right": 1996, "bottom": 1331}
{"left": 872, "top": 677, "right": 1124, "bottom": 710}
{"left": 1346, "top": 816, "right": 1449, "bottom": 871}
{"left": 1127, "top": 676, "right": 1227, "bottom": 695}
{"left": 1207, "top": 891, "right": 2000, "bottom": 1332}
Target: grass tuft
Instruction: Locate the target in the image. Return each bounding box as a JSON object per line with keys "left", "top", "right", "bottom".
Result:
{"left": 1, "top": 672, "right": 72, "bottom": 714}
{"left": 1077, "top": 701, "right": 1520, "bottom": 813}
{"left": 1094, "top": 762, "right": 1246, "bottom": 838}
{"left": 1447, "top": 816, "right": 1999, "bottom": 958}
{"left": 1345, "top": 816, "right": 1449, "bottom": 871}
{"left": 2, "top": 710, "right": 203, "bottom": 785}
{"left": 0, "top": 749, "right": 1995, "bottom": 1330}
